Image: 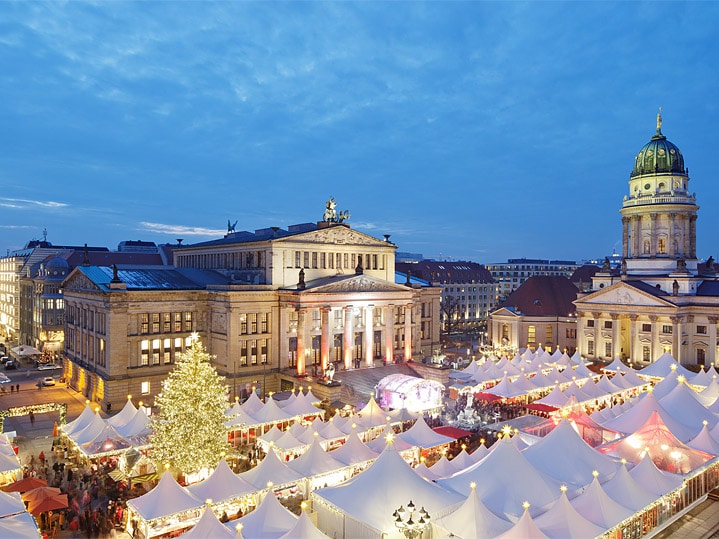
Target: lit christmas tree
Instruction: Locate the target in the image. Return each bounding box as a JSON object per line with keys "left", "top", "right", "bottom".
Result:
{"left": 150, "top": 334, "right": 229, "bottom": 476}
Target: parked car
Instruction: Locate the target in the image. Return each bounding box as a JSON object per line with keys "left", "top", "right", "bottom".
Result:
{"left": 4, "top": 360, "right": 17, "bottom": 370}
{"left": 41, "top": 377, "right": 56, "bottom": 386}
{"left": 37, "top": 363, "right": 60, "bottom": 371}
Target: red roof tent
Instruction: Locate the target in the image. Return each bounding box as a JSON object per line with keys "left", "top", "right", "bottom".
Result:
{"left": 433, "top": 426, "right": 474, "bottom": 440}
{"left": 524, "top": 403, "right": 559, "bottom": 413}
{"left": 474, "top": 392, "right": 504, "bottom": 403}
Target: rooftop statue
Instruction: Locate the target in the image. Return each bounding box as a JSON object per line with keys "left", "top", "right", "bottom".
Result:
{"left": 322, "top": 197, "right": 351, "bottom": 223}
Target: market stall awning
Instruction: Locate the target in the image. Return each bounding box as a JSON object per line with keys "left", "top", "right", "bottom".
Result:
{"left": 525, "top": 403, "right": 559, "bottom": 413}
{"left": 474, "top": 392, "right": 503, "bottom": 402}
{"left": 433, "top": 425, "right": 474, "bottom": 440}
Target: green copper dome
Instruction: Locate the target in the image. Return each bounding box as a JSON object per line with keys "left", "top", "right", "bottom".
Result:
{"left": 631, "top": 113, "right": 685, "bottom": 178}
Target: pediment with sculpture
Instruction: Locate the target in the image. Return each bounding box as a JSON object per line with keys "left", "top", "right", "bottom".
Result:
{"left": 304, "top": 274, "right": 411, "bottom": 294}
{"left": 575, "top": 282, "right": 674, "bottom": 308}
{"left": 62, "top": 270, "right": 104, "bottom": 293}
{"left": 285, "top": 226, "right": 390, "bottom": 248}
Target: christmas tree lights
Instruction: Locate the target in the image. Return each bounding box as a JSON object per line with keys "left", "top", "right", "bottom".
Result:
{"left": 150, "top": 334, "right": 229, "bottom": 476}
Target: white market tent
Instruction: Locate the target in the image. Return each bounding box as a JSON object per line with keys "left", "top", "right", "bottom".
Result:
{"left": 433, "top": 484, "right": 512, "bottom": 538}
{"left": 437, "top": 436, "right": 561, "bottom": 519}
{"left": 398, "top": 417, "right": 455, "bottom": 449}
{"left": 534, "top": 490, "right": 606, "bottom": 539}
{"left": 182, "top": 508, "right": 236, "bottom": 539}
{"left": 0, "top": 490, "right": 25, "bottom": 517}
{"left": 0, "top": 511, "right": 41, "bottom": 537}
{"left": 229, "top": 490, "right": 298, "bottom": 539}
{"left": 327, "top": 433, "right": 378, "bottom": 467}
{"left": 61, "top": 404, "right": 96, "bottom": 437}
{"left": 600, "top": 463, "right": 658, "bottom": 512}
{"left": 523, "top": 420, "right": 620, "bottom": 489}
{"left": 278, "top": 511, "right": 329, "bottom": 539}
{"left": 311, "top": 444, "right": 463, "bottom": 539}
{"left": 241, "top": 392, "right": 266, "bottom": 416}
{"left": 355, "top": 396, "right": 391, "bottom": 429}
{"left": 287, "top": 439, "right": 347, "bottom": 483}
{"left": 657, "top": 380, "right": 719, "bottom": 429}
{"left": 126, "top": 472, "right": 203, "bottom": 538}
{"left": 628, "top": 453, "right": 683, "bottom": 497}
{"left": 494, "top": 507, "right": 549, "bottom": 539}
{"left": 186, "top": 458, "right": 256, "bottom": 506}
{"left": 107, "top": 398, "right": 139, "bottom": 429}
{"left": 688, "top": 424, "right": 719, "bottom": 456}
{"left": 449, "top": 448, "right": 476, "bottom": 472}
{"left": 637, "top": 352, "right": 694, "bottom": 379}
{"left": 238, "top": 448, "right": 305, "bottom": 491}
{"left": 427, "top": 455, "right": 458, "bottom": 479}
{"left": 603, "top": 357, "right": 631, "bottom": 374}
{"left": 569, "top": 476, "right": 634, "bottom": 529}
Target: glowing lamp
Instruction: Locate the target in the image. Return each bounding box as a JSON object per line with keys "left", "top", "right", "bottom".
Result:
{"left": 127, "top": 394, "right": 132, "bottom": 400}
{"left": 522, "top": 501, "right": 530, "bottom": 510}
{"left": 560, "top": 484, "right": 568, "bottom": 493}
{"left": 205, "top": 498, "right": 212, "bottom": 505}
{"left": 470, "top": 481, "right": 476, "bottom": 490}
{"left": 592, "top": 470, "right": 599, "bottom": 478}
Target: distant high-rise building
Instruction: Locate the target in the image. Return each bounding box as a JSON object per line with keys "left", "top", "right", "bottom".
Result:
{"left": 396, "top": 260, "right": 497, "bottom": 334}
{"left": 486, "top": 258, "right": 579, "bottom": 300}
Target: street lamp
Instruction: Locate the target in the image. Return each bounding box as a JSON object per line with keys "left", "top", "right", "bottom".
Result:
{"left": 393, "top": 500, "right": 430, "bottom": 538}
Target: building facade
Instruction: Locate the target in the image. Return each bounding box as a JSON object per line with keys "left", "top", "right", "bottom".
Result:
{"left": 396, "top": 260, "right": 497, "bottom": 335}
{"left": 62, "top": 211, "right": 442, "bottom": 411}
{"left": 486, "top": 258, "right": 579, "bottom": 301}
{"left": 489, "top": 275, "right": 578, "bottom": 354}
{"left": 575, "top": 113, "right": 719, "bottom": 366}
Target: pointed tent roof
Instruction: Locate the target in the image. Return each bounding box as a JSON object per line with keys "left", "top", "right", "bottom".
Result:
{"left": 434, "top": 485, "right": 512, "bottom": 539}
{"left": 232, "top": 490, "right": 298, "bottom": 539}
{"left": 470, "top": 443, "right": 490, "bottom": 463}
{"left": 315, "top": 418, "right": 347, "bottom": 442}
{"left": 0, "top": 490, "right": 25, "bottom": 518}
{"left": 238, "top": 448, "right": 305, "bottom": 490}
{"left": 534, "top": 386, "right": 568, "bottom": 408}
{"left": 572, "top": 361, "right": 595, "bottom": 380}
{"left": 107, "top": 398, "right": 138, "bottom": 429}
{"left": 494, "top": 507, "right": 549, "bottom": 539}
{"left": 187, "top": 458, "right": 255, "bottom": 504}
{"left": 628, "top": 453, "right": 683, "bottom": 497}
{"left": 413, "top": 463, "right": 440, "bottom": 481}
{"left": 622, "top": 367, "right": 648, "bottom": 387}
{"left": 600, "top": 462, "right": 658, "bottom": 512}
{"left": 224, "top": 401, "right": 242, "bottom": 417}
{"left": 438, "top": 436, "right": 561, "bottom": 519}
{"left": 259, "top": 425, "right": 285, "bottom": 445}
{"left": 428, "top": 455, "right": 458, "bottom": 479}
{"left": 387, "top": 407, "right": 420, "bottom": 424}
{"left": 689, "top": 368, "right": 713, "bottom": 387}
{"left": 523, "top": 420, "right": 620, "bottom": 488}
{"left": 366, "top": 425, "right": 415, "bottom": 453}
{"left": 328, "top": 432, "right": 378, "bottom": 467}
{"left": 241, "top": 391, "right": 265, "bottom": 416}
{"left": 398, "top": 417, "right": 454, "bottom": 449}
{"left": 561, "top": 382, "right": 592, "bottom": 404}
{"left": 569, "top": 476, "right": 633, "bottom": 529}
{"left": 599, "top": 411, "right": 714, "bottom": 473}
{"left": 603, "top": 357, "right": 630, "bottom": 374}
{"left": 699, "top": 376, "right": 719, "bottom": 406}
{"left": 449, "top": 449, "right": 475, "bottom": 473}
{"left": 272, "top": 429, "right": 306, "bottom": 452}
{"left": 595, "top": 374, "right": 622, "bottom": 395}
{"left": 278, "top": 511, "right": 329, "bottom": 539}
{"left": 651, "top": 371, "right": 679, "bottom": 400}
{"left": 355, "top": 395, "right": 389, "bottom": 429}
{"left": 282, "top": 393, "right": 323, "bottom": 419}
{"left": 80, "top": 424, "right": 132, "bottom": 457}
{"left": 312, "top": 444, "right": 464, "bottom": 535}
{"left": 0, "top": 512, "right": 41, "bottom": 537}
{"left": 62, "top": 404, "right": 96, "bottom": 436}
{"left": 127, "top": 471, "right": 203, "bottom": 521}
{"left": 287, "top": 438, "right": 345, "bottom": 477}
{"left": 657, "top": 379, "right": 718, "bottom": 429}
{"left": 287, "top": 421, "right": 305, "bottom": 438}
{"left": 115, "top": 408, "right": 151, "bottom": 439}
{"left": 297, "top": 426, "right": 326, "bottom": 446}
{"left": 72, "top": 412, "right": 109, "bottom": 445}
{"left": 183, "top": 508, "right": 236, "bottom": 539}
{"left": 251, "top": 397, "right": 293, "bottom": 424}
{"left": 570, "top": 350, "right": 584, "bottom": 365}
{"left": 224, "top": 406, "right": 260, "bottom": 430}
{"left": 485, "top": 374, "right": 513, "bottom": 397}
{"left": 638, "top": 352, "right": 694, "bottom": 379}
{"left": 601, "top": 392, "right": 697, "bottom": 442}
{"left": 534, "top": 490, "right": 606, "bottom": 539}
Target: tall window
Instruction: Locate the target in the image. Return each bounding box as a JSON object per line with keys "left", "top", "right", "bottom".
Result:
{"left": 140, "top": 341, "right": 149, "bottom": 366}
{"left": 184, "top": 312, "right": 193, "bottom": 331}
{"left": 643, "top": 345, "right": 651, "bottom": 363}
{"left": 697, "top": 348, "right": 706, "bottom": 366}
{"left": 545, "top": 325, "right": 553, "bottom": 344}
{"left": 605, "top": 342, "right": 612, "bottom": 358}
{"left": 587, "top": 340, "right": 594, "bottom": 355}
{"left": 527, "top": 325, "right": 536, "bottom": 343}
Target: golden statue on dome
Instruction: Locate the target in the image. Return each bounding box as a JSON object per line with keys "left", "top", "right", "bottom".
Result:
{"left": 656, "top": 106, "right": 663, "bottom": 133}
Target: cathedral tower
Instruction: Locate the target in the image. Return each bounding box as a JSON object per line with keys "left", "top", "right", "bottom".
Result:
{"left": 620, "top": 111, "right": 699, "bottom": 276}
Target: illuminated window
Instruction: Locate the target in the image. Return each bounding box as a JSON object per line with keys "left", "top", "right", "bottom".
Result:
{"left": 587, "top": 340, "right": 594, "bottom": 355}
{"left": 643, "top": 345, "right": 651, "bottom": 362}
{"left": 152, "top": 339, "right": 161, "bottom": 365}
{"left": 163, "top": 338, "right": 171, "bottom": 364}
{"left": 527, "top": 326, "right": 536, "bottom": 343}
{"left": 184, "top": 312, "right": 193, "bottom": 331}
{"left": 174, "top": 312, "right": 182, "bottom": 332}
{"left": 141, "top": 381, "right": 150, "bottom": 395}
{"left": 140, "top": 340, "right": 149, "bottom": 366}
{"left": 152, "top": 313, "right": 160, "bottom": 333}
{"left": 605, "top": 342, "right": 612, "bottom": 357}
{"left": 658, "top": 238, "right": 666, "bottom": 254}
{"left": 662, "top": 325, "right": 672, "bottom": 334}
{"left": 140, "top": 314, "right": 149, "bottom": 334}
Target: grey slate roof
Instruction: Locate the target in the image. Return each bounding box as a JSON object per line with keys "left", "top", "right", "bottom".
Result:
{"left": 77, "top": 266, "right": 228, "bottom": 291}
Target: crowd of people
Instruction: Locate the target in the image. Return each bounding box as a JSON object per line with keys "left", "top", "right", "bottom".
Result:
{"left": 22, "top": 443, "right": 127, "bottom": 538}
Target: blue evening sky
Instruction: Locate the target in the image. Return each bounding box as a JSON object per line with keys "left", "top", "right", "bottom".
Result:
{"left": 1, "top": 2, "right": 718, "bottom": 264}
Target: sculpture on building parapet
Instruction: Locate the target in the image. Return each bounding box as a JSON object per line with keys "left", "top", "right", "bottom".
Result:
{"left": 298, "top": 268, "right": 306, "bottom": 290}
{"left": 707, "top": 256, "right": 714, "bottom": 271}
{"left": 672, "top": 280, "right": 679, "bottom": 296}
{"left": 677, "top": 257, "right": 687, "bottom": 272}
{"left": 602, "top": 257, "right": 611, "bottom": 272}
{"left": 227, "top": 220, "right": 237, "bottom": 234}
{"left": 322, "top": 197, "right": 351, "bottom": 223}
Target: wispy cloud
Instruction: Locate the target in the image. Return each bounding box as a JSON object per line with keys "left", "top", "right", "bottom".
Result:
{"left": 0, "top": 225, "right": 35, "bottom": 230}
{"left": 139, "top": 222, "right": 225, "bottom": 236}
{"left": 0, "top": 198, "right": 68, "bottom": 210}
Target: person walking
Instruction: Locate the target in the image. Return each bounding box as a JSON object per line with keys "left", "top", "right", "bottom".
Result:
{"left": 16, "top": 384, "right": 19, "bottom": 392}
{"left": 29, "top": 411, "right": 35, "bottom": 426}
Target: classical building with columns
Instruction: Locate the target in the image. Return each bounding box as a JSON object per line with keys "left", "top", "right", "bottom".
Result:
{"left": 61, "top": 206, "right": 441, "bottom": 411}
{"left": 574, "top": 113, "right": 719, "bottom": 367}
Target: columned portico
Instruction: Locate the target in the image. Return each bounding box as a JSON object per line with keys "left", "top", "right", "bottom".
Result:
{"left": 385, "top": 305, "right": 394, "bottom": 363}
{"left": 404, "top": 304, "right": 413, "bottom": 361}
{"left": 344, "top": 305, "right": 354, "bottom": 370}
{"left": 364, "top": 305, "right": 374, "bottom": 367}
{"left": 297, "top": 308, "right": 307, "bottom": 375}
{"left": 321, "top": 306, "right": 331, "bottom": 371}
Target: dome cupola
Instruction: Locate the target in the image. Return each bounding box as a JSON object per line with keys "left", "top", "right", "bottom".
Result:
{"left": 630, "top": 110, "right": 686, "bottom": 178}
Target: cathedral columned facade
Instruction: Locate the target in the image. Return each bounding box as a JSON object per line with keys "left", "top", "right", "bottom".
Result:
{"left": 575, "top": 113, "right": 718, "bottom": 367}
{"left": 61, "top": 206, "right": 441, "bottom": 411}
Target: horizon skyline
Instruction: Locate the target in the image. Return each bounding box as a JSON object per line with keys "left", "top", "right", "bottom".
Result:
{"left": 2, "top": 2, "right": 719, "bottom": 263}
